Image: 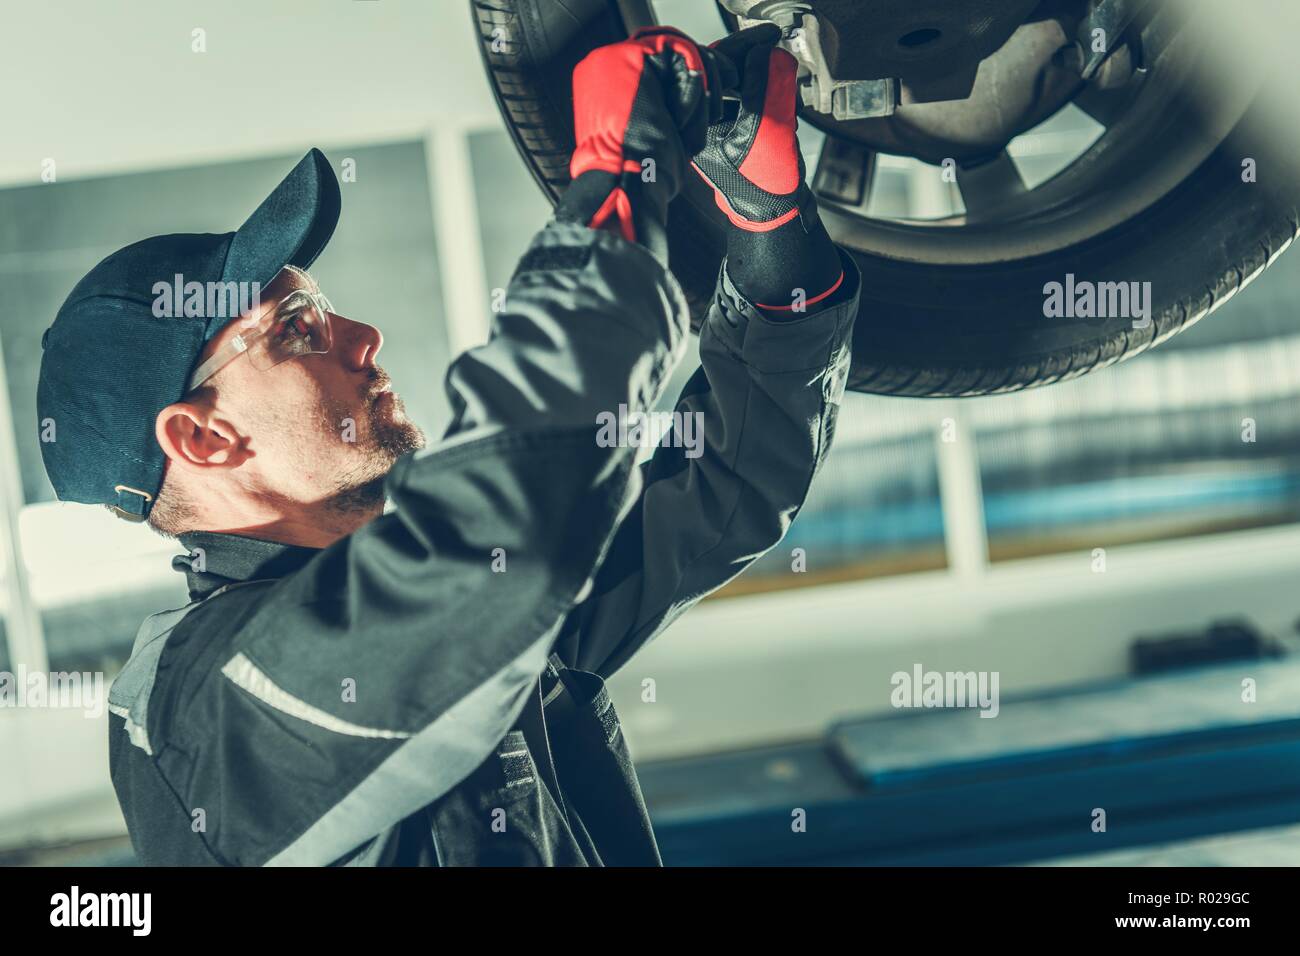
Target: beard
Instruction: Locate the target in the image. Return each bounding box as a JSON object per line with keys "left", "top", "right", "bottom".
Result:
{"left": 323, "top": 366, "right": 426, "bottom": 520}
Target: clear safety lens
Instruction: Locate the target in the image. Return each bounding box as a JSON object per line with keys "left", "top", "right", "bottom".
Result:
{"left": 245, "top": 290, "right": 333, "bottom": 371}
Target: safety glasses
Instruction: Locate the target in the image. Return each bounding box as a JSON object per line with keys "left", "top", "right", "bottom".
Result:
{"left": 187, "top": 280, "right": 334, "bottom": 391}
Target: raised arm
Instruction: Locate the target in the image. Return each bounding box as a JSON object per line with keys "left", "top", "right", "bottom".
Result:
{"left": 552, "top": 27, "right": 861, "bottom": 677}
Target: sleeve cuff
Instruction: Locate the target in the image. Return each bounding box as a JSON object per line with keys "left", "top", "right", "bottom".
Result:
{"left": 705, "top": 244, "right": 860, "bottom": 375}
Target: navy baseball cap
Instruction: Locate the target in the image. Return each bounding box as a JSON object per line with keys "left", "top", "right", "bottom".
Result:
{"left": 36, "top": 147, "right": 341, "bottom": 521}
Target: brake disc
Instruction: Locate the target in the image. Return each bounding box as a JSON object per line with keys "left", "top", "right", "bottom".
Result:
{"left": 720, "top": 0, "right": 1126, "bottom": 165}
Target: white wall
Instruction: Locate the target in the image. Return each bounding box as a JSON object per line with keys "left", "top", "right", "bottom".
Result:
{"left": 0, "top": 0, "right": 501, "bottom": 187}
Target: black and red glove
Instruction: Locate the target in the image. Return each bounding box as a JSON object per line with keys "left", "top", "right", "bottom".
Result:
{"left": 692, "top": 25, "right": 844, "bottom": 315}
{"left": 555, "top": 27, "right": 730, "bottom": 266}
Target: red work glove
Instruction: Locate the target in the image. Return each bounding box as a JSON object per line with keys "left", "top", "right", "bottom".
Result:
{"left": 692, "top": 24, "right": 809, "bottom": 231}
{"left": 692, "top": 25, "right": 844, "bottom": 314}
{"left": 555, "top": 27, "right": 730, "bottom": 266}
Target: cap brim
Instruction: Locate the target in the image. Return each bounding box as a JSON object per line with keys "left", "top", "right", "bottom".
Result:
{"left": 215, "top": 147, "right": 340, "bottom": 338}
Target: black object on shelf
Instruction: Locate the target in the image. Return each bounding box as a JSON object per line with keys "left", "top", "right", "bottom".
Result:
{"left": 1130, "top": 618, "right": 1281, "bottom": 675}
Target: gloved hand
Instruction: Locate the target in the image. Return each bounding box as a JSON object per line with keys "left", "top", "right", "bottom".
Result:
{"left": 692, "top": 24, "right": 845, "bottom": 315}
{"left": 555, "top": 27, "right": 730, "bottom": 266}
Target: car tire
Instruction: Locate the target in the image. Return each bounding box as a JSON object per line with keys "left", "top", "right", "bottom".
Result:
{"left": 473, "top": 0, "right": 1300, "bottom": 396}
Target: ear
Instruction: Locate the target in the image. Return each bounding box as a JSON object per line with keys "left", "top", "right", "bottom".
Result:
{"left": 154, "top": 402, "right": 251, "bottom": 471}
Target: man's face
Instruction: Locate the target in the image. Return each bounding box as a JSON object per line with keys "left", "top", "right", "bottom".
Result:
{"left": 186, "top": 266, "right": 426, "bottom": 520}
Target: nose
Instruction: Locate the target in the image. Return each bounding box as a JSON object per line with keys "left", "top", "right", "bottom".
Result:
{"left": 330, "top": 312, "right": 383, "bottom": 371}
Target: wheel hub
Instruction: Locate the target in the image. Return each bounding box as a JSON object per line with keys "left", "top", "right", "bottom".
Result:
{"left": 722, "top": 0, "right": 1043, "bottom": 95}
{"left": 722, "top": 0, "right": 1117, "bottom": 163}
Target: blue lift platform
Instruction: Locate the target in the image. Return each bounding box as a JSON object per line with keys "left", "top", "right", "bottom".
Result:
{"left": 637, "top": 658, "right": 1300, "bottom": 865}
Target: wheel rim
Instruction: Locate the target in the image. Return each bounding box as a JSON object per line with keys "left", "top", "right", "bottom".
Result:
{"left": 633, "top": 0, "right": 1262, "bottom": 265}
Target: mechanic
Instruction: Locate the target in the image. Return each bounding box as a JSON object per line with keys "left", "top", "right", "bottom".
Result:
{"left": 36, "top": 25, "right": 860, "bottom": 865}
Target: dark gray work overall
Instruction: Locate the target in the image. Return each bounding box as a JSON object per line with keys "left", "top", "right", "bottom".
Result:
{"left": 420, "top": 653, "right": 661, "bottom": 866}
{"left": 106, "top": 218, "right": 860, "bottom": 866}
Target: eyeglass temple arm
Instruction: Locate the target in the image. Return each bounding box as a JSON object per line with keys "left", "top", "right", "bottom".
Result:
{"left": 186, "top": 333, "right": 249, "bottom": 391}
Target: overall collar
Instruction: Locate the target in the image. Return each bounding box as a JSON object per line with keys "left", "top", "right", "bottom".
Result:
{"left": 174, "top": 530, "right": 321, "bottom": 600}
